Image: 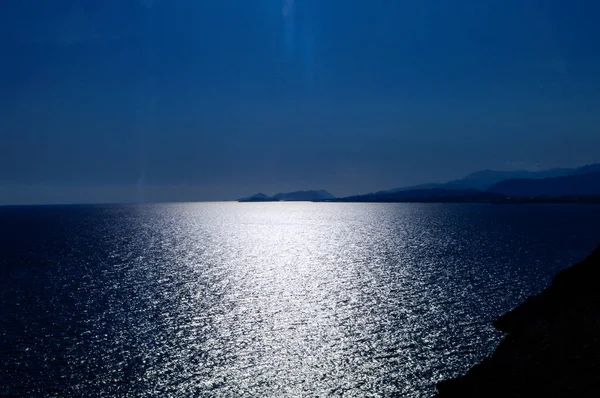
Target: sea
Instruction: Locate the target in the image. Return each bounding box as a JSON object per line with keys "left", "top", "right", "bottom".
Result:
{"left": 1, "top": 202, "right": 599, "bottom": 397}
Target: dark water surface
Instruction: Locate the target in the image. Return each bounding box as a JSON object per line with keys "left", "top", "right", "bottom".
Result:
{"left": 1, "top": 203, "right": 599, "bottom": 397}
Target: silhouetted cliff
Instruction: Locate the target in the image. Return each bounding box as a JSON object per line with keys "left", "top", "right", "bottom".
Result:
{"left": 435, "top": 246, "right": 600, "bottom": 397}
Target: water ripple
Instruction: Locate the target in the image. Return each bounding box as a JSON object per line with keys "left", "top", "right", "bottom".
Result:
{"left": 1, "top": 203, "right": 599, "bottom": 397}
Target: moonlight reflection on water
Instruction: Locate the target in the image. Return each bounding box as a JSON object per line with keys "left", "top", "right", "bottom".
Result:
{"left": 1, "top": 203, "right": 599, "bottom": 397}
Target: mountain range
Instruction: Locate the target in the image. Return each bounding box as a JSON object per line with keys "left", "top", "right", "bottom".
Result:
{"left": 489, "top": 171, "right": 600, "bottom": 197}
{"left": 238, "top": 164, "right": 600, "bottom": 203}
{"left": 336, "top": 189, "right": 504, "bottom": 203}
{"left": 239, "top": 190, "right": 335, "bottom": 202}
{"left": 382, "top": 163, "right": 600, "bottom": 193}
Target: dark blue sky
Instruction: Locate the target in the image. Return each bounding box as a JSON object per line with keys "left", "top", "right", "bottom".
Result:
{"left": 1, "top": 0, "right": 600, "bottom": 204}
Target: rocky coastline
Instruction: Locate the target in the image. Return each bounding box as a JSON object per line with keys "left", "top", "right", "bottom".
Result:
{"left": 435, "top": 246, "right": 600, "bottom": 397}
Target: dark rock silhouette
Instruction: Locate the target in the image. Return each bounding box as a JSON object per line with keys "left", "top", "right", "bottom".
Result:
{"left": 435, "top": 246, "right": 600, "bottom": 397}
{"left": 451, "top": 168, "right": 573, "bottom": 190}
{"left": 334, "top": 189, "right": 505, "bottom": 203}
{"left": 489, "top": 171, "right": 600, "bottom": 197}
{"left": 378, "top": 182, "right": 467, "bottom": 194}
{"left": 238, "top": 190, "right": 335, "bottom": 202}
{"left": 379, "top": 163, "right": 599, "bottom": 194}
{"left": 273, "top": 190, "right": 335, "bottom": 201}
{"left": 237, "top": 164, "right": 600, "bottom": 204}
{"left": 573, "top": 163, "right": 600, "bottom": 175}
{"left": 238, "top": 193, "right": 279, "bottom": 202}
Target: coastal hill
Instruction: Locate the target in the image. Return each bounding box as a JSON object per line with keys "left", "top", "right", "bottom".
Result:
{"left": 374, "top": 163, "right": 599, "bottom": 194}
{"left": 273, "top": 190, "right": 335, "bottom": 201}
{"left": 435, "top": 246, "right": 600, "bottom": 397}
{"left": 238, "top": 190, "right": 335, "bottom": 202}
{"left": 238, "top": 193, "right": 279, "bottom": 202}
{"left": 332, "top": 164, "right": 600, "bottom": 203}
{"left": 335, "top": 189, "right": 504, "bottom": 203}
{"left": 329, "top": 170, "right": 600, "bottom": 203}
{"left": 445, "top": 168, "right": 574, "bottom": 190}
{"left": 379, "top": 165, "right": 589, "bottom": 194}
{"left": 489, "top": 171, "right": 600, "bottom": 197}
{"left": 237, "top": 164, "right": 600, "bottom": 203}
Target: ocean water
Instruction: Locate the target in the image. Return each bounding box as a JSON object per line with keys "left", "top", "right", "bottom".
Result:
{"left": 1, "top": 203, "right": 599, "bottom": 397}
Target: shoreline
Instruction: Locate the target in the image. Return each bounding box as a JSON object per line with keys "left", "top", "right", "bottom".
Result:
{"left": 435, "top": 246, "right": 600, "bottom": 397}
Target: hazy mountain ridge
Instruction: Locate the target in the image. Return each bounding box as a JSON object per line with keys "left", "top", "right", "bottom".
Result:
{"left": 489, "top": 171, "right": 600, "bottom": 197}
{"left": 239, "top": 164, "right": 600, "bottom": 203}
{"left": 336, "top": 189, "right": 504, "bottom": 203}
{"left": 340, "top": 163, "right": 600, "bottom": 203}
{"left": 386, "top": 165, "right": 593, "bottom": 194}
{"left": 238, "top": 190, "right": 335, "bottom": 202}
{"left": 238, "top": 193, "right": 279, "bottom": 202}
{"left": 449, "top": 168, "right": 574, "bottom": 190}
{"left": 572, "top": 163, "right": 600, "bottom": 175}
{"left": 273, "top": 190, "right": 335, "bottom": 201}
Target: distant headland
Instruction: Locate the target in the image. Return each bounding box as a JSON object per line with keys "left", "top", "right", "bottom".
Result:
{"left": 238, "top": 190, "right": 335, "bottom": 202}
{"left": 238, "top": 164, "right": 600, "bottom": 203}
